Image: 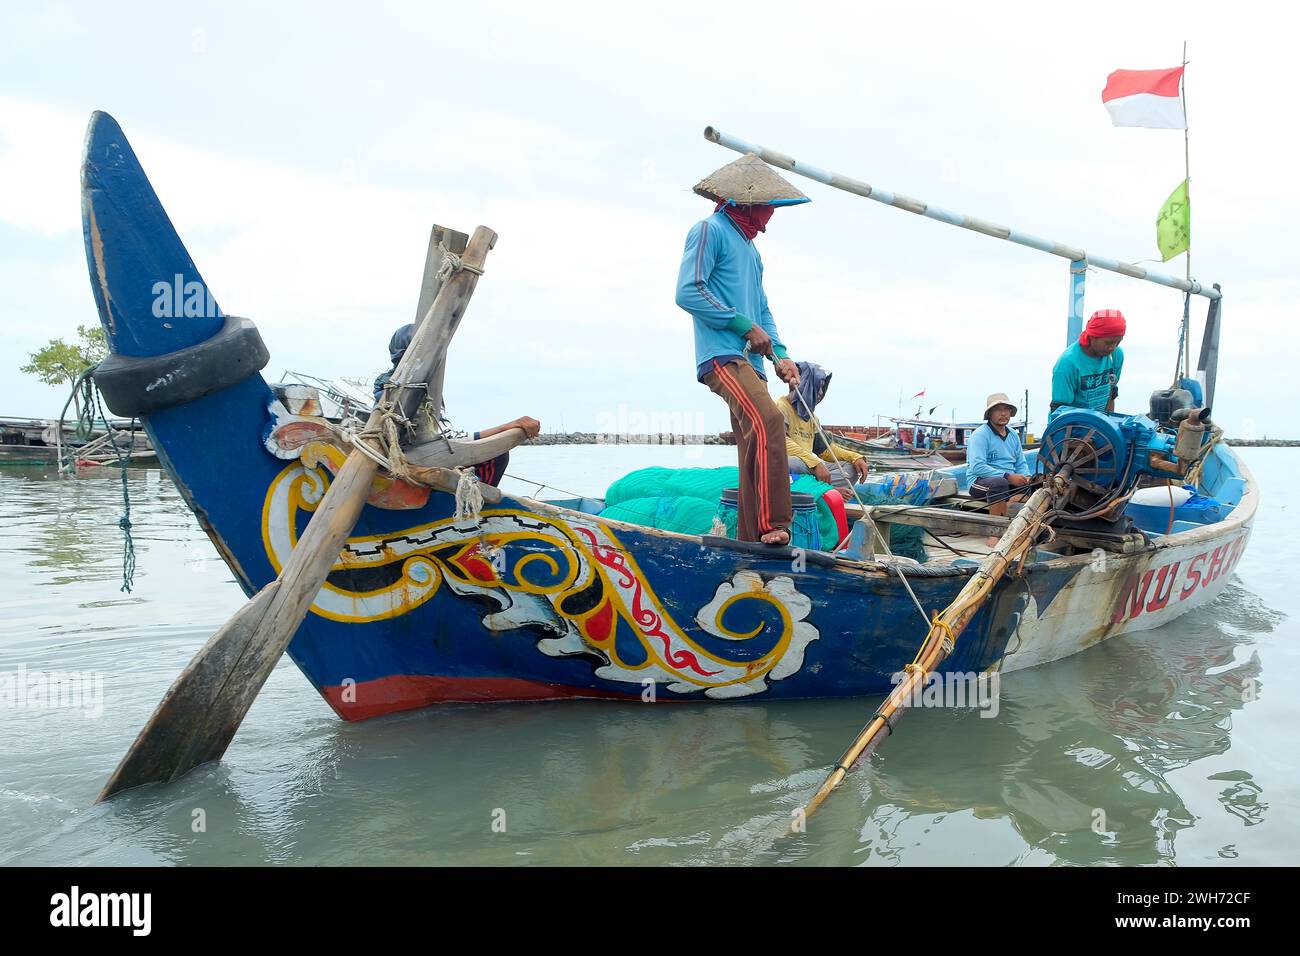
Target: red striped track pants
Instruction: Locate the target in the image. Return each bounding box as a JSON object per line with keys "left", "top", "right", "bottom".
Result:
{"left": 701, "top": 358, "right": 792, "bottom": 541}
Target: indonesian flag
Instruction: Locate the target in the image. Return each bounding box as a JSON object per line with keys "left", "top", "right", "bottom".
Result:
{"left": 1101, "top": 67, "right": 1186, "bottom": 129}
{"left": 910, "top": 388, "right": 925, "bottom": 398}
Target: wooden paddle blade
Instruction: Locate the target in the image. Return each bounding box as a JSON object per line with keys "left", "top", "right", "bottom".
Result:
{"left": 97, "top": 582, "right": 280, "bottom": 801}
{"left": 98, "top": 443, "right": 381, "bottom": 801}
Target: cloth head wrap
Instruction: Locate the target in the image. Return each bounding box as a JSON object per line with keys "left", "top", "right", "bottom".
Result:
{"left": 1080, "top": 309, "right": 1126, "bottom": 346}
{"left": 388, "top": 323, "right": 415, "bottom": 365}
{"left": 792, "top": 361, "right": 832, "bottom": 421}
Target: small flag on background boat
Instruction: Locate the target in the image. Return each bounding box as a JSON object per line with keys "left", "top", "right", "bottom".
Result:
{"left": 1156, "top": 179, "right": 1190, "bottom": 261}
{"left": 910, "top": 388, "right": 926, "bottom": 398}
{"left": 1101, "top": 67, "right": 1186, "bottom": 129}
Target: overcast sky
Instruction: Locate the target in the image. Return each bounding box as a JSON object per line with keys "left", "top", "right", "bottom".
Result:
{"left": 2, "top": 1, "right": 1296, "bottom": 439}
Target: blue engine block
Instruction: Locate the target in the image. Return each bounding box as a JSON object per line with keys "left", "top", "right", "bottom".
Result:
{"left": 1039, "top": 408, "right": 1179, "bottom": 494}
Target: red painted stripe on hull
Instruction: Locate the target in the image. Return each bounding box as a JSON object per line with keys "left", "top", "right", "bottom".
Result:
{"left": 321, "top": 675, "right": 640, "bottom": 720}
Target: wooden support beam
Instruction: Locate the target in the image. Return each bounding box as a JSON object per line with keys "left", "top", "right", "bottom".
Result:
{"left": 413, "top": 225, "right": 470, "bottom": 444}
{"left": 402, "top": 427, "right": 526, "bottom": 471}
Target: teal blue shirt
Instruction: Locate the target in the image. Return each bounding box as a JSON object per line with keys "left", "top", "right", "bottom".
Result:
{"left": 1051, "top": 342, "right": 1124, "bottom": 411}
{"left": 676, "top": 211, "right": 788, "bottom": 381}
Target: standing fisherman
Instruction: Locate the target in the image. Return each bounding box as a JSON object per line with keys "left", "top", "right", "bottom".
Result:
{"left": 675, "top": 154, "right": 810, "bottom": 546}
{"left": 1051, "top": 309, "right": 1126, "bottom": 413}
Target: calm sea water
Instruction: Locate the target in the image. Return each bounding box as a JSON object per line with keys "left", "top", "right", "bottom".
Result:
{"left": 0, "top": 446, "right": 1294, "bottom": 866}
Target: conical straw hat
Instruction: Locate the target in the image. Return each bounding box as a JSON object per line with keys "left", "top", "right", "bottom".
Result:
{"left": 693, "top": 153, "right": 810, "bottom": 206}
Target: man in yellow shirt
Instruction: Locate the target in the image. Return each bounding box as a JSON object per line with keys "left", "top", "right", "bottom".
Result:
{"left": 776, "top": 362, "right": 870, "bottom": 494}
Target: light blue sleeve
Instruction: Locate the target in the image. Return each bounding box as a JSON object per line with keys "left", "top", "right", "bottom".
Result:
{"left": 675, "top": 221, "right": 751, "bottom": 333}
{"left": 1112, "top": 347, "right": 1125, "bottom": 395}
{"left": 966, "top": 428, "right": 1003, "bottom": 480}
{"left": 1013, "top": 432, "right": 1030, "bottom": 476}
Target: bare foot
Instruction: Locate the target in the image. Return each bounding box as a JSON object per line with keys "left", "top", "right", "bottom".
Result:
{"left": 985, "top": 535, "right": 1000, "bottom": 549}
{"left": 761, "top": 529, "right": 791, "bottom": 546}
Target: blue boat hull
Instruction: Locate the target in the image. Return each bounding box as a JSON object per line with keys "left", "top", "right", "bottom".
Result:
{"left": 80, "top": 111, "right": 1258, "bottom": 720}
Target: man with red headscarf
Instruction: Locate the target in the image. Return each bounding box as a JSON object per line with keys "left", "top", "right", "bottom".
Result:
{"left": 675, "top": 153, "right": 810, "bottom": 546}
{"left": 1051, "top": 309, "right": 1126, "bottom": 412}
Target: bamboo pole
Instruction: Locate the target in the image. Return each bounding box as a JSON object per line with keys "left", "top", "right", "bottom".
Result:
{"left": 703, "top": 127, "right": 1221, "bottom": 301}
{"left": 799, "top": 477, "right": 1064, "bottom": 825}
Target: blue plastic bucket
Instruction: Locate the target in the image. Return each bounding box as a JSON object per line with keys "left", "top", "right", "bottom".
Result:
{"left": 716, "top": 488, "right": 821, "bottom": 550}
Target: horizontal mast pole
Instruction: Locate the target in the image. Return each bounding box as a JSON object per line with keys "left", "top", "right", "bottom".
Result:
{"left": 704, "top": 126, "right": 1221, "bottom": 301}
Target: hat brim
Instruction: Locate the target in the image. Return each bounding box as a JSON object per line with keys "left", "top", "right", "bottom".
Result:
{"left": 694, "top": 153, "right": 810, "bottom": 206}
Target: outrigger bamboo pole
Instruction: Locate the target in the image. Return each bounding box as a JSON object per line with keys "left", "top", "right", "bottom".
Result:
{"left": 703, "top": 127, "right": 1221, "bottom": 301}
{"left": 799, "top": 475, "right": 1067, "bottom": 825}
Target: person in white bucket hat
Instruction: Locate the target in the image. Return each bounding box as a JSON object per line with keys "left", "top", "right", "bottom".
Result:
{"left": 966, "top": 392, "right": 1032, "bottom": 546}
{"left": 675, "top": 153, "right": 810, "bottom": 546}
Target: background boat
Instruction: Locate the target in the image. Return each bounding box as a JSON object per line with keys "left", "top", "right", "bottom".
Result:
{"left": 0, "top": 414, "right": 156, "bottom": 467}
{"left": 827, "top": 413, "right": 1034, "bottom": 468}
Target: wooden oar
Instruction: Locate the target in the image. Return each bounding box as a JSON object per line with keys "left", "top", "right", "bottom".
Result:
{"left": 96, "top": 225, "right": 498, "bottom": 802}
{"left": 798, "top": 477, "right": 1064, "bottom": 825}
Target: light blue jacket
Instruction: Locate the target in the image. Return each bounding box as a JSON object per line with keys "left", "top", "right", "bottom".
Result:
{"left": 675, "top": 211, "right": 788, "bottom": 380}
{"left": 966, "top": 422, "right": 1030, "bottom": 481}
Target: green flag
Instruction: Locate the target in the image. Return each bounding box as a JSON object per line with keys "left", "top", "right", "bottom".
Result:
{"left": 1157, "top": 178, "right": 1190, "bottom": 262}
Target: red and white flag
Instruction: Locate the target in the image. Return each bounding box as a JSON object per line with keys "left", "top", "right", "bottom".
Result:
{"left": 910, "top": 388, "right": 926, "bottom": 399}
{"left": 1101, "top": 67, "right": 1186, "bottom": 129}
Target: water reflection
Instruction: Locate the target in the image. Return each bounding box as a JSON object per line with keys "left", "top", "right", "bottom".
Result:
{"left": 70, "top": 585, "right": 1280, "bottom": 867}
{"left": 798, "top": 583, "right": 1279, "bottom": 866}
{"left": 2, "top": 466, "right": 177, "bottom": 587}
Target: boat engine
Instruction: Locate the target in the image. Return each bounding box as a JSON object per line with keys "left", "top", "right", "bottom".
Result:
{"left": 1037, "top": 406, "right": 1211, "bottom": 518}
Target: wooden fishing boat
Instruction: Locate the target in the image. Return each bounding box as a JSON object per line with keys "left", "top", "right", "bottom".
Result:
{"left": 827, "top": 416, "right": 1033, "bottom": 468}
{"left": 80, "top": 112, "right": 1256, "bottom": 724}
{"left": 0, "top": 415, "right": 156, "bottom": 467}
{"left": 821, "top": 427, "right": 953, "bottom": 470}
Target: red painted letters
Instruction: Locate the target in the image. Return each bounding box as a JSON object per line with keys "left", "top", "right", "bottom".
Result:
{"left": 1111, "top": 534, "right": 1246, "bottom": 624}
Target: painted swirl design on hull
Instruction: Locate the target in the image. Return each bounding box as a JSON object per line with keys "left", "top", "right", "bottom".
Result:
{"left": 262, "top": 456, "right": 819, "bottom": 697}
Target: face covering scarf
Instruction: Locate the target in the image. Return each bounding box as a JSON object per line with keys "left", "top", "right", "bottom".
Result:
{"left": 715, "top": 201, "right": 774, "bottom": 240}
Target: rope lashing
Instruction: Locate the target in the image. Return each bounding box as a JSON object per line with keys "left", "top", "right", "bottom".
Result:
{"left": 931, "top": 617, "right": 956, "bottom": 655}
{"left": 350, "top": 393, "right": 426, "bottom": 485}
{"left": 1185, "top": 424, "right": 1224, "bottom": 489}
{"left": 454, "top": 468, "right": 485, "bottom": 525}
{"left": 435, "top": 242, "right": 486, "bottom": 283}
{"left": 359, "top": 242, "right": 488, "bottom": 485}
